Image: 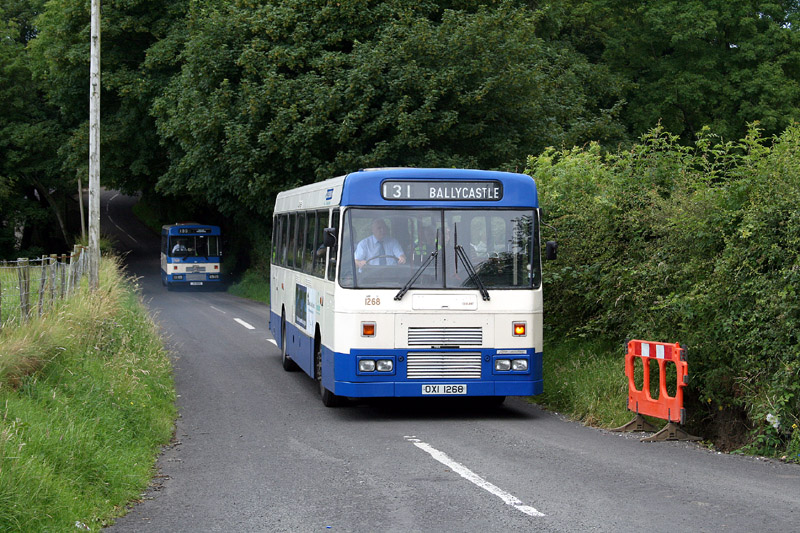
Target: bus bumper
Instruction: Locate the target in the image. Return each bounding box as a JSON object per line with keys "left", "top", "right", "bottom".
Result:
{"left": 332, "top": 380, "right": 542, "bottom": 398}
{"left": 326, "top": 347, "right": 544, "bottom": 398}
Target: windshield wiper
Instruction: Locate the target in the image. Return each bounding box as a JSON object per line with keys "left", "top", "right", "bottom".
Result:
{"left": 453, "top": 223, "right": 489, "bottom": 301}
{"left": 395, "top": 250, "right": 439, "bottom": 301}
{"left": 454, "top": 245, "right": 490, "bottom": 300}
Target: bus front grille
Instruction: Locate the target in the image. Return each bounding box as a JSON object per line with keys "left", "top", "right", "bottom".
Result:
{"left": 406, "top": 352, "right": 482, "bottom": 379}
{"left": 408, "top": 327, "right": 483, "bottom": 347}
{"left": 186, "top": 273, "right": 206, "bottom": 281}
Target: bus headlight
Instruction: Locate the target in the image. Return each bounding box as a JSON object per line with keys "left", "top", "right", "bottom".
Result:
{"left": 208, "top": 274, "right": 220, "bottom": 280}
{"left": 512, "top": 359, "right": 528, "bottom": 371}
{"left": 495, "top": 359, "right": 511, "bottom": 371}
{"left": 495, "top": 358, "right": 528, "bottom": 372}
{"left": 376, "top": 359, "right": 393, "bottom": 372}
{"left": 359, "top": 360, "right": 376, "bottom": 372}
{"left": 173, "top": 274, "right": 184, "bottom": 280}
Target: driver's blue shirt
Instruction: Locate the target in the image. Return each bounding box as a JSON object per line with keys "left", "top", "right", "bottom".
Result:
{"left": 355, "top": 235, "right": 405, "bottom": 265}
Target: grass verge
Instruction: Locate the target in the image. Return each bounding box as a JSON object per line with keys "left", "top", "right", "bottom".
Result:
{"left": 533, "top": 336, "right": 634, "bottom": 429}
{"left": 0, "top": 257, "right": 176, "bottom": 531}
{"left": 227, "top": 268, "right": 270, "bottom": 304}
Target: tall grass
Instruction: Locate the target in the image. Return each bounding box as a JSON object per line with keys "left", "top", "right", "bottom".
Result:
{"left": 0, "top": 257, "right": 176, "bottom": 531}
{"left": 0, "top": 259, "right": 68, "bottom": 330}
{"left": 227, "top": 268, "right": 270, "bottom": 304}
{"left": 534, "top": 337, "right": 633, "bottom": 428}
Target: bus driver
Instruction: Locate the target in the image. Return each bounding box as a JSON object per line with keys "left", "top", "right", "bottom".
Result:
{"left": 355, "top": 219, "right": 407, "bottom": 268}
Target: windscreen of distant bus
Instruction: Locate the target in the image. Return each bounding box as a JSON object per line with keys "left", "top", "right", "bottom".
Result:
{"left": 169, "top": 234, "right": 220, "bottom": 258}
{"left": 339, "top": 208, "right": 541, "bottom": 290}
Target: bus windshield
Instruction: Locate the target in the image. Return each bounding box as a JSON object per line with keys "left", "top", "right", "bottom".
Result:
{"left": 339, "top": 208, "right": 540, "bottom": 290}
{"left": 169, "top": 235, "right": 221, "bottom": 258}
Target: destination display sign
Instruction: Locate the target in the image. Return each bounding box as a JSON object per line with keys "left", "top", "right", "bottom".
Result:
{"left": 178, "top": 227, "right": 212, "bottom": 234}
{"left": 381, "top": 180, "right": 503, "bottom": 201}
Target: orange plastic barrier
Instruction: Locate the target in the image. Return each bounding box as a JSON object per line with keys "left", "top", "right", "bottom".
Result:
{"left": 624, "top": 339, "right": 688, "bottom": 424}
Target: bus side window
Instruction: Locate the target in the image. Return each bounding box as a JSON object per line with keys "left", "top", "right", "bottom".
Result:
{"left": 294, "top": 213, "right": 305, "bottom": 269}
{"left": 285, "top": 214, "right": 294, "bottom": 267}
{"left": 313, "top": 209, "right": 329, "bottom": 278}
{"left": 291, "top": 212, "right": 299, "bottom": 269}
{"left": 279, "top": 217, "right": 285, "bottom": 264}
{"left": 327, "top": 209, "right": 339, "bottom": 282}
{"left": 303, "top": 211, "right": 316, "bottom": 274}
{"left": 286, "top": 213, "right": 297, "bottom": 268}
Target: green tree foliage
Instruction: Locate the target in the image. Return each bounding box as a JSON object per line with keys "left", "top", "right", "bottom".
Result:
{"left": 528, "top": 123, "right": 800, "bottom": 454}
{"left": 0, "top": 0, "right": 70, "bottom": 258}
{"left": 153, "top": 0, "right": 625, "bottom": 218}
{"left": 28, "top": 0, "right": 189, "bottom": 194}
{"left": 552, "top": 0, "right": 800, "bottom": 142}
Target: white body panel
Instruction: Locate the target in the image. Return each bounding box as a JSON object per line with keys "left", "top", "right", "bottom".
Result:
{"left": 328, "top": 287, "right": 543, "bottom": 353}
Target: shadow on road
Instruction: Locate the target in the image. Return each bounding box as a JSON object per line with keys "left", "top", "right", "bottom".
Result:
{"left": 331, "top": 396, "right": 540, "bottom": 422}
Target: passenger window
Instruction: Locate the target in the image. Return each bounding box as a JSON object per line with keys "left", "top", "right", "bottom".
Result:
{"left": 279, "top": 215, "right": 288, "bottom": 266}
{"left": 303, "top": 212, "right": 316, "bottom": 274}
{"left": 313, "top": 210, "right": 329, "bottom": 278}
{"left": 295, "top": 213, "right": 306, "bottom": 269}
{"left": 286, "top": 214, "right": 295, "bottom": 268}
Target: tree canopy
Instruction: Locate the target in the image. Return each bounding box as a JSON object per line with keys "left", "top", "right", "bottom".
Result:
{"left": 153, "top": 0, "right": 625, "bottom": 218}
{"left": 1, "top": 0, "right": 69, "bottom": 256}
{"left": 2, "top": 0, "right": 800, "bottom": 256}
{"left": 554, "top": 0, "right": 800, "bottom": 141}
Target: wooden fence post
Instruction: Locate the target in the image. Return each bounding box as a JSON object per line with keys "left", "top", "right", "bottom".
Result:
{"left": 17, "top": 258, "right": 30, "bottom": 321}
{"left": 60, "top": 254, "right": 67, "bottom": 300}
{"left": 38, "top": 256, "right": 47, "bottom": 317}
{"left": 68, "top": 246, "right": 79, "bottom": 294}
{"left": 49, "top": 254, "right": 57, "bottom": 308}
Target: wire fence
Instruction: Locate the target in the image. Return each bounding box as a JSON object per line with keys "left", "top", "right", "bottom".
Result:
{"left": 0, "top": 246, "right": 89, "bottom": 332}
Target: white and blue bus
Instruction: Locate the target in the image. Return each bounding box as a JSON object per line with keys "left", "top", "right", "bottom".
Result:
{"left": 160, "top": 223, "right": 223, "bottom": 290}
{"left": 269, "top": 168, "right": 554, "bottom": 406}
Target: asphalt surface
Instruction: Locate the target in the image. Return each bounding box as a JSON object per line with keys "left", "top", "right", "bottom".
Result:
{"left": 103, "top": 191, "right": 800, "bottom": 532}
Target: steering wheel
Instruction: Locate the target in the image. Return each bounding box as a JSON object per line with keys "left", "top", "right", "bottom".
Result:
{"left": 365, "top": 254, "right": 399, "bottom": 265}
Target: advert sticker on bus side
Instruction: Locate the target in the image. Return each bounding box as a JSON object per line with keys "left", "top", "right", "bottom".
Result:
{"left": 421, "top": 384, "right": 467, "bottom": 395}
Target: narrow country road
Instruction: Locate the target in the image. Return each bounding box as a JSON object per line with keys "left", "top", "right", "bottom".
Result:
{"left": 103, "top": 191, "right": 800, "bottom": 532}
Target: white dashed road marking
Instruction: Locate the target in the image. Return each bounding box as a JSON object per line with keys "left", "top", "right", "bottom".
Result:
{"left": 404, "top": 436, "right": 545, "bottom": 518}
{"left": 234, "top": 318, "right": 255, "bottom": 330}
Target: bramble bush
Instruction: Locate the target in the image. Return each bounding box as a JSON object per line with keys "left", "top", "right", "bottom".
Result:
{"left": 527, "top": 123, "right": 800, "bottom": 456}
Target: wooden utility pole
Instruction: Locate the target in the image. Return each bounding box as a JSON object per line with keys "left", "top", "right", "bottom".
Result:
{"left": 78, "top": 176, "right": 85, "bottom": 241}
{"left": 88, "top": 0, "right": 101, "bottom": 289}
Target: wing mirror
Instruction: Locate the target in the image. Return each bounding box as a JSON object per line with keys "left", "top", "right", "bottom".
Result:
{"left": 545, "top": 240, "right": 558, "bottom": 261}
